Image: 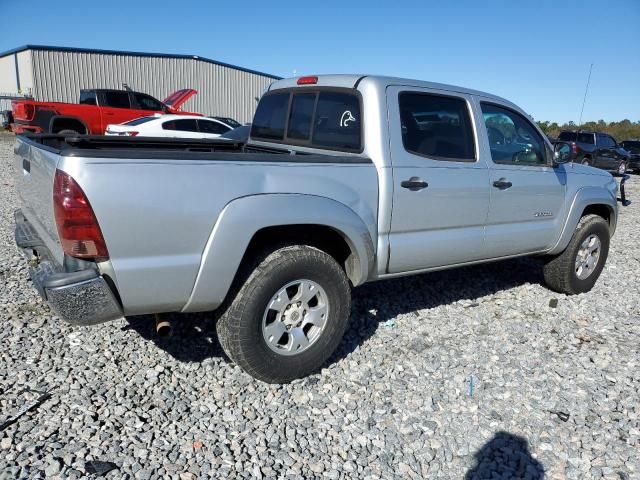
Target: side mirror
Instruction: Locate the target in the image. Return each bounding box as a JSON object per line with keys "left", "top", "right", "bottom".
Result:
{"left": 553, "top": 142, "right": 572, "bottom": 164}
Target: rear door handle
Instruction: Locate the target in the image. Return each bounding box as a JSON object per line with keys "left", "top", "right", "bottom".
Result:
{"left": 401, "top": 177, "right": 429, "bottom": 191}
{"left": 493, "top": 178, "right": 512, "bottom": 190}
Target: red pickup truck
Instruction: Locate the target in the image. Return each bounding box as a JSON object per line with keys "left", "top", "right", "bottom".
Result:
{"left": 11, "top": 88, "right": 199, "bottom": 135}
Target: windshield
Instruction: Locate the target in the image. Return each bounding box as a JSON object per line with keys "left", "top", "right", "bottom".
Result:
{"left": 124, "top": 116, "right": 156, "bottom": 126}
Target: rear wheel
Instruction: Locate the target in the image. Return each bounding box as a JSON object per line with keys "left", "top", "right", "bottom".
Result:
{"left": 216, "top": 245, "right": 351, "bottom": 383}
{"left": 543, "top": 214, "right": 609, "bottom": 295}
{"left": 57, "top": 129, "right": 80, "bottom": 135}
{"left": 581, "top": 157, "right": 591, "bottom": 166}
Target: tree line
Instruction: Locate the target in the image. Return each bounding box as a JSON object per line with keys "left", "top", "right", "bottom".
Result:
{"left": 536, "top": 119, "right": 640, "bottom": 141}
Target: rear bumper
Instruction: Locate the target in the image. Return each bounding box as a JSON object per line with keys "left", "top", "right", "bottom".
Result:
{"left": 15, "top": 209, "right": 123, "bottom": 325}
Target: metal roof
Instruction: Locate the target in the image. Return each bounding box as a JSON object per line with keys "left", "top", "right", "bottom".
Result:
{"left": 0, "top": 44, "right": 282, "bottom": 80}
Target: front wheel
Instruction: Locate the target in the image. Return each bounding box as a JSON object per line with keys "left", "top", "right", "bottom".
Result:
{"left": 216, "top": 245, "right": 351, "bottom": 383}
{"left": 543, "top": 214, "right": 610, "bottom": 294}
{"left": 581, "top": 157, "right": 591, "bottom": 166}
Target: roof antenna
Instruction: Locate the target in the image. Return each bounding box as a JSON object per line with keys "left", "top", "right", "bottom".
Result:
{"left": 578, "top": 63, "right": 593, "bottom": 127}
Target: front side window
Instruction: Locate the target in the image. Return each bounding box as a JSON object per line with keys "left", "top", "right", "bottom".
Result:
{"left": 162, "top": 119, "right": 199, "bottom": 132}
{"left": 481, "top": 103, "right": 546, "bottom": 166}
{"left": 103, "top": 91, "right": 131, "bottom": 109}
{"left": 399, "top": 92, "right": 475, "bottom": 161}
{"left": 251, "top": 89, "right": 362, "bottom": 152}
{"left": 134, "top": 93, "right": 163, "bottom": 111}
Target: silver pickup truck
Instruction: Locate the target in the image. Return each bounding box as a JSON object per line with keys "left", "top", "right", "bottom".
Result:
{"left": 13, "top": 74, "right": 630, "bottom": 383}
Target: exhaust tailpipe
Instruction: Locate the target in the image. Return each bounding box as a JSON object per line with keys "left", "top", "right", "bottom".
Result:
{"left": 155, "top": 313, "right": 173, "bottom": 337}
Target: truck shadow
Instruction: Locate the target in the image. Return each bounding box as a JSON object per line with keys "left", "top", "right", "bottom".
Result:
{"left": 465, "top": 431, "right": 544, "bottom": 479}
{"left": 124, "top": 256, "right": 545, "bottom": 366}
{"left": 328, "top": 256, "right": 545, "bottom": 365}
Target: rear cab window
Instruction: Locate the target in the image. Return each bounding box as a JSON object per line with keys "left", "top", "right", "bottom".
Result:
{"left": 250, "top": 88, "right": 362, "bottom": 152}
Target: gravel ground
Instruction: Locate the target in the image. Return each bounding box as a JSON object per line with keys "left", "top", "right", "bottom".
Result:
{"left": 1, "top": 134, "right": 639, "bottom": 480}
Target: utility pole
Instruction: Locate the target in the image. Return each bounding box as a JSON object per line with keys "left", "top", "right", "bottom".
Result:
{"left": 578, "top": 63, "right": 593, "bottom": 127}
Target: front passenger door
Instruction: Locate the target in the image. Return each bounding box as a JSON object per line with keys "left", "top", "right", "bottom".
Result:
{"left": 480, "top": 102, "right": 566, "bottom": 257}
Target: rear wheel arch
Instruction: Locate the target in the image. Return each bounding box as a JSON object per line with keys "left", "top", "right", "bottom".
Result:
{"left": 181, "top": 194, "right": 375, "bottom": 313}
{"left": 49, "top": 116, "right": 88, "bottom": 134}
{"left": 241, "top": 224, "right": 358, "bottom": 285}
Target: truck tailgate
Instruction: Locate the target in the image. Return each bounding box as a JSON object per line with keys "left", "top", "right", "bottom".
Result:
{"left": 13, "top": 136, "right": 64, "bottom": 265}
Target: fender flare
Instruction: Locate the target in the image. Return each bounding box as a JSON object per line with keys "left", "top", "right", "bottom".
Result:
{"left": 182, "top": 194, "right": 376, "bottom": 312}
{"left": 49, "top": 115, "right": 89, "bottom": 134}
{"left": 547, "top": 186, "right": 617, "bottom": 255}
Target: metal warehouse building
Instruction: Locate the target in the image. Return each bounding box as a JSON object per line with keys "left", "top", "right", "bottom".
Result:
{"left": 0, "top": 45, "right": 281, "bottom": 123}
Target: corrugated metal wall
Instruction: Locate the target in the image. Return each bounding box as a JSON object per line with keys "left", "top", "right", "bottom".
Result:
{"left": 28, "top": 49, "right": 276, "bottom": 123}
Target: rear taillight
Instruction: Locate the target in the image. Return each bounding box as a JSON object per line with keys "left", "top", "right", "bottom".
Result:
{"left": 53, "top": 170, "right": 109, "bottom": 260}
{"left": 571, "top": 142, "right": 577, "bottom": 154}
{"left": 12, "top": 101, "right": 35, "bottom": 121}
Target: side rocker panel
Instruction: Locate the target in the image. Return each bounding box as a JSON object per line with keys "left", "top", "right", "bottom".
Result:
{"left": 182, "top": 194, "right": 376, "bottom": 312}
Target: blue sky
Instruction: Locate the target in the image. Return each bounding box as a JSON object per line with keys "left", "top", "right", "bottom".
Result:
{"left": 1, "top": 0, "right": 638, "bottom": 123}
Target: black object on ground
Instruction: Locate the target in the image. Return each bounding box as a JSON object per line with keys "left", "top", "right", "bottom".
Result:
{"left": 0, "top": 388, "right": 52, "bottom": 432}
{"left": 85, "top": 460, "right": 118, "bottom": 476}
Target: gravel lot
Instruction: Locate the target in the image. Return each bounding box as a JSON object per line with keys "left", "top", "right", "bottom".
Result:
{"left": 1, "top": 134, "right": 639, "bottom": 480}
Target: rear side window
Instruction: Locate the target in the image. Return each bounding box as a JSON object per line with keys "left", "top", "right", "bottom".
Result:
{"left": 162, "top": 119, "right": 199, "bottom": 132}
{"left": 251, "top": 89, "right": 362, "bottom": 152}
{"left": 79, "top": 91, "right": 97, "bottom": 105}
{"left": 198, "top": 119, "right": 229, "bottom": 134}
{"left": 124, "top": 116, "right": 156, "bottom": 126}
{"left": 558, "top": 131, "right": 577, "bottom": 141}
{"left": 398, "top": 92, "right": 475, "bottom": 161}
{"left": 577, "top": 133, "right": 595, "bottom": 144}
{"left": 103, "top": 91, "right": 131, "bottom": 109}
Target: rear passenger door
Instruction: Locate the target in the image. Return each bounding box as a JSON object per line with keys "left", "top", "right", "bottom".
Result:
{"left": 478, "top": 101, "right": 566, "bottom": 257}
{"left": 386, "top": 86, "right": 490, "bottom": 273}
{"left": 100, "top": 91, "right": 136, "bottom": 129}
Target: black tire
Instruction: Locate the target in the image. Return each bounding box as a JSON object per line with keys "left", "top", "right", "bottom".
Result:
{"left": 543, "top": 214, "right": 609, "bottom": 295}
{"left": 57, "top": 129, "right": 80, "bottom": 135}
{"left": 216, "top": 245, "right": 351, "bottom": 383}
{"left": 581, "top": 157, "right": 590, "bottom": 166}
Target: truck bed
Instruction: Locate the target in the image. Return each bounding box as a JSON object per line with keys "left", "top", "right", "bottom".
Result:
{"left": 14, "top": 134, "right": 378, "bottom": 316}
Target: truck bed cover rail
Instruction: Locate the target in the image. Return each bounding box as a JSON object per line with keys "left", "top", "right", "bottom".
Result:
{"left": 20, "top": 134, "right": 372, "bottom": 163}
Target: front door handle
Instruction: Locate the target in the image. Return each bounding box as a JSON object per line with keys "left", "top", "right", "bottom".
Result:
{"left": 401, "top": 177, "right": 429, "bottom": 191}
{"left": 493, "top": 178, "right": 512, "bottom": 190}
